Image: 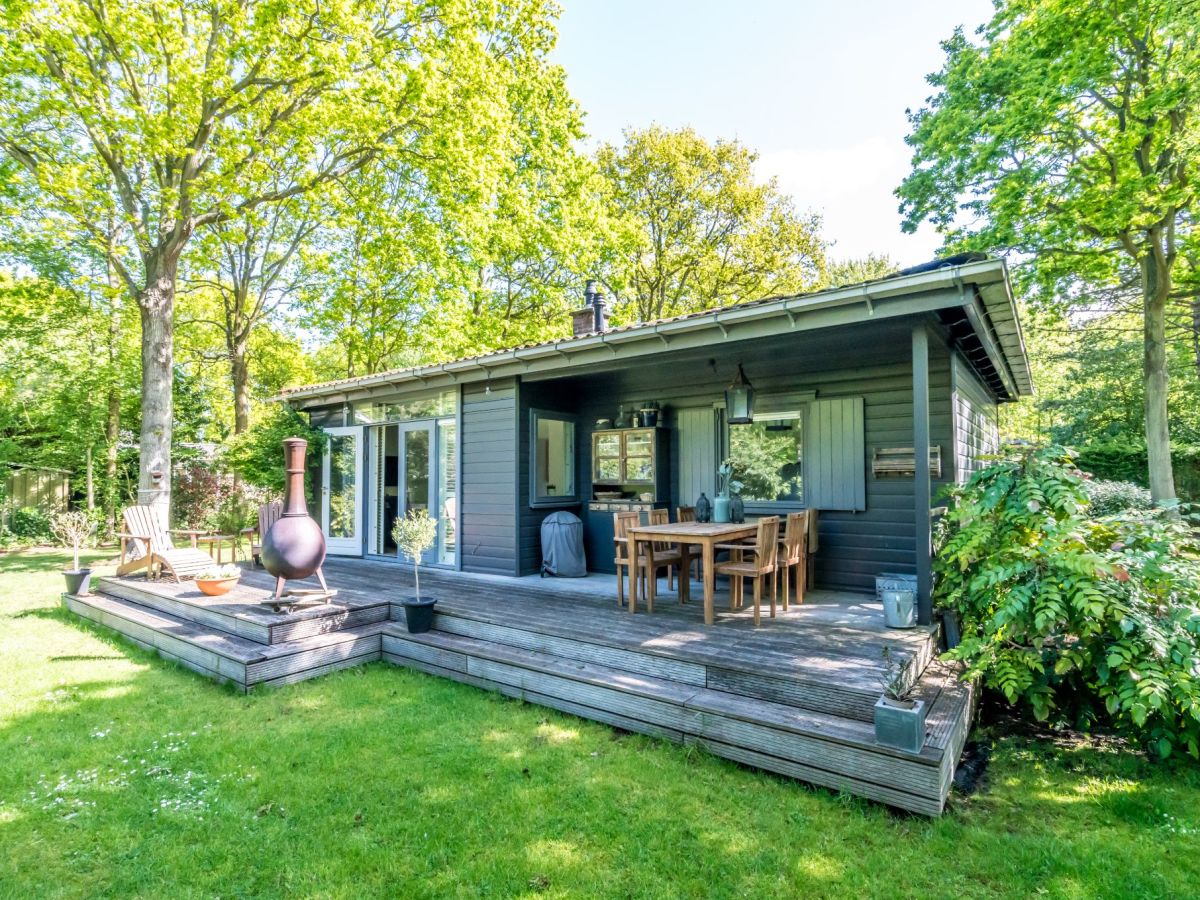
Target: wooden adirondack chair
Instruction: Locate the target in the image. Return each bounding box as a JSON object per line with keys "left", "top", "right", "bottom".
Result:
{"left": 243, "top": 500, "right": 283, "bottom": 567}
{"left": 116, "top": 505, "right": 215, "bottom": 583}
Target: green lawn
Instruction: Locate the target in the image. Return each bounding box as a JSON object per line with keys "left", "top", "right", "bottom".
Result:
{"left": 2, "top": 550, "right": 1198, "bottom": 899}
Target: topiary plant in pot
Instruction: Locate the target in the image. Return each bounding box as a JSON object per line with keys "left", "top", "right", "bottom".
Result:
{"left": 392, "top": 509, "right": 439, "bottom": 633}
{"left": 52, "top": 509, "right": 96, "bottom": 596}
{"left": 874, "top": 646, "right": 927, "bottom": 753}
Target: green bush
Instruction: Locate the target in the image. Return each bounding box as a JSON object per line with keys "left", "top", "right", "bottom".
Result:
{"left": 8, "top": 507, "right": 52, "bottom": 540}
{"left": 935, "top": 444, "right": 1200, "bottom": 759}
{"left": 1084, "top": 478, "right": 1153, "bottom": 516}
{"left": 222, "top": 405, "right": 326, "bottom": 495}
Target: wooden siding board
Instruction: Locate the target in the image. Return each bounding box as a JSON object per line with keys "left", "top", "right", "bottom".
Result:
{"left": 952, "top": 354, "right": 1000, "bottom": 483}
{"left": 461, "top": 380, "right": 518, "bottom": 575}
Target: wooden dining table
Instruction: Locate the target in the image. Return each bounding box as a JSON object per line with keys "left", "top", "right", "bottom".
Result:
{"left": 626, "top": 521, "right": 759, "bottom": 625}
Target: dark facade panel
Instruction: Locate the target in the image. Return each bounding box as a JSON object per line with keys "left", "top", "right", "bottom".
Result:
{"left": 461, "top": 379, "right": 518, "bottom": 575}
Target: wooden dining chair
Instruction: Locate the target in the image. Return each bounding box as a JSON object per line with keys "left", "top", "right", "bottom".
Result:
{"left": 648, "top": 508, "right": 678, "bottom": 591}
{"left": 715, "top": 516, "right": 780, "bottom": 626}
{"left": 775, "top": 510, "right": 809, "bottom": 611}
{"left": 676, "top": 506, "right": 701, "bottom": 581}
{"left": 639, "top": 508, "right": 683, "bottom": 611}
{"left": 612, "top": 511, "right": 643, "bottom": 608}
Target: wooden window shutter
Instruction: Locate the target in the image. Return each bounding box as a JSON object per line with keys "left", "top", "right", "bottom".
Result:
{"left": 805, "top": 397, "right": 865, "bottom": 511}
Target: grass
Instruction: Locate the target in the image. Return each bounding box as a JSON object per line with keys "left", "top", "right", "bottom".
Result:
{"left": 2, "top": 549, "right": 1199, "bottom": 898}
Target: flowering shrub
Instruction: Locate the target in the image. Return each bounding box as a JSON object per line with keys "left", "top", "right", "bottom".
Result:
{"left": 936, "top": 444, "right": 1200, "bottom": 758}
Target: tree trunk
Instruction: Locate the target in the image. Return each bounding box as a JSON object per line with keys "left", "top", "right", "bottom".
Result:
{"left": 231, "top": 335, "right": 251, "bottom": 435}
{"left": 85, "top": 445, "right": 94, "bottom": 511}
{"left": 104, "top": 383, "right": 120, "bottom": 536}
{"left": 1192, "top": 295, "right": 1200, "bottom": 382}
{"left": 137, "top": 251, "right": 178, "bottom": 518}
{"left": 104, "top": 251, "right": 121, "bottom": 538}
{"left": 1141, "top": 251, "right": 1177, "bottom": 504}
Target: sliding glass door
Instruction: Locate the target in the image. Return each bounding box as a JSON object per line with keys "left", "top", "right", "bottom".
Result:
{"left": 367, "top": 419, "right": 454, "bottom": 566}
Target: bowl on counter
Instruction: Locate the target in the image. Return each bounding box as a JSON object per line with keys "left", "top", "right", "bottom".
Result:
{"left": 638, "top": 492, "right": 654, "bottom": 502}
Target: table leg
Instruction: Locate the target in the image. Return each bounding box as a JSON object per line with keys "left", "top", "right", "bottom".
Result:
{"left": 628, "top": 538, "right": 640, "bottom": 614}
{"left": 678, "top": 545, "right": 691, "bottom": 604}
{"left": 702, "top": 540, "right": 715, "bottom": 625}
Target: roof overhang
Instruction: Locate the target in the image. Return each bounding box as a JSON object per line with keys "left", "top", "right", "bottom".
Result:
{"left": 280, "top": 258, "right": 1032, "bottom": 408}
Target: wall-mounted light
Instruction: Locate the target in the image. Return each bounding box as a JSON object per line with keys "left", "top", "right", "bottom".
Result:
{"left": 724, "top": 364, "right": 755, "bottom": 424}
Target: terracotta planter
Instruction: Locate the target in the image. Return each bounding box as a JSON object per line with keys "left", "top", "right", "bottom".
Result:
{"left": 196, "top": 576, "right": 239, "bottom": 597}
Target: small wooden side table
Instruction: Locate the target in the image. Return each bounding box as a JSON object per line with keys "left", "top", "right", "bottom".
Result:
{"left": 198, "top": 533, "right": 238, "bottom": 564}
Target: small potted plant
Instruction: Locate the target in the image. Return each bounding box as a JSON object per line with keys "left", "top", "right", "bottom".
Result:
{"left": 195, "top": 563, "right": 242, "bottom": 597}
{"left": 393, "top": 508, "right": 439, "bottom": 633}
{"left": 874, "top": 646, "right": 927, "bottom": 753}
{"left": 52, "top": 509, "right": 96, "bottom": 596}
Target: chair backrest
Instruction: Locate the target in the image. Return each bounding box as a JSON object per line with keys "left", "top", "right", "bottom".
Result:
{"left": 806, "top": 507, "right": 819, "bottom": 553}
{"left": 613, "top": 511, "right": 641, "bottom": 563}
{"left": 648, "top": 508, "right": 673, "bottom": 551}
{"left": 783, "top": 511, "right": 808, "bottom": 564}
{"left": 677, "top": 506, "right": 696, "bottom": 523}
{"left": 259, "top": 500, "right": 283, "bottom": 537}
{"left": 123, "top": 505, "right": 175, "bottom": 554}
{"left": 755, "top": 516, "right": 780, "bottom": 569}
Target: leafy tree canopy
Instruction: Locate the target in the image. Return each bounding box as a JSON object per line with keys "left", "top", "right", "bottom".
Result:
{"left": 596, "top": 126, "right": 827, "bottom": 322}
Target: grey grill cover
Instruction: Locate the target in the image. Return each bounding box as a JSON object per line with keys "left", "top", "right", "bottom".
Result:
{"left": 540, "top": 511, "right": 586, "bottom": 577}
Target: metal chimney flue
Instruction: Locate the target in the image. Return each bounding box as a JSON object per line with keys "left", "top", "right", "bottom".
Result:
{"left": 591, "top": 286, "right": 607, "bottom": 333}
{"left": 571, "top": 279, "right": 608, "bottom": 336}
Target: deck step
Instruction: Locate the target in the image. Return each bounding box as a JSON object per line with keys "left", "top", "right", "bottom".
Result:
{"left": 65, "top": 589, "right": 384, "bottom": 691}
{"left": 403, "top": 602, "right": 934, "bottom": 722}
{"left": 382, "top": 624, "right": 973, "bottom": 815}
{"left": 96, "top": 575, "right": 389, "bottom": 645}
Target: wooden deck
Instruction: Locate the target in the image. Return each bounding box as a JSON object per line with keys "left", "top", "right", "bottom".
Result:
{"left": 65, "top": 557, "right": 974, "bottom": 815}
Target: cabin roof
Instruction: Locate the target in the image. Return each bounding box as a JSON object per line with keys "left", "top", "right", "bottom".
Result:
{"left": 279, "top": 256, "right": 1031, "bottom": 406}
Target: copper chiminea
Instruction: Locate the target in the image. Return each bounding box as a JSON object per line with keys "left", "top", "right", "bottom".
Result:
{"left": 261, "top": 437, "right": 333, "bottom": 605}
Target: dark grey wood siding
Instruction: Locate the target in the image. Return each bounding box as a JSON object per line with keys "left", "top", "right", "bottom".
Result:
{"left": 516, "top": 381, "right": 584, "bottom": 575}
{"left": 951, "top": 354, "right": 1000, "bottom": 483}
{"left": 546, "top": 321, "right": 956, "bottom": 593}
{"left": 461, "top": 379, "right": 519, "bottom": 575}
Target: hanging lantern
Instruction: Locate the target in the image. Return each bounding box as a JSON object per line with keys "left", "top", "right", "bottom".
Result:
{"left": 724, "top": 364, "right": 755, "bottom": 424}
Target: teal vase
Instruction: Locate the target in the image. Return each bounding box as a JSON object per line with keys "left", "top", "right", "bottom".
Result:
{"left": 713, "top": 495, "right": 731, "bottom": 523}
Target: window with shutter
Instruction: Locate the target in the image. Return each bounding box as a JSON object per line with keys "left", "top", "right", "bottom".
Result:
{"left": 805, "top": 397, "right": 865, "bottom": 511}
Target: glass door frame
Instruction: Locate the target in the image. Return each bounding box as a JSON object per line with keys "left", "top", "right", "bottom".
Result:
{"left": 397, "top": 420, "right": 435, "bottom": 565}
{"left": 322, "top": 425, "right": 365, "bottom": 556}
{"left": 365, "top": 417, "right": 457, "bottom": 568}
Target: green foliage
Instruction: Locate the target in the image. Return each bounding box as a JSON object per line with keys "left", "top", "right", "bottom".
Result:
{"left": 899, "top": 0, "right": 1200, "bottom": 501}
{"left": 1084, "top": 479, "right": 1153, "bottom": 516}
{"left": 222, "top": 407, "right": 326, "bottom": 496}
{"left": 936, "top": 444, "right": 1200, "bottom": 758}
{"left": 596, "top": 126, "right": 826, "bottom": 322}
{"left": 8, "top": 507, "right": 52, "bottom": 540}
{"left": 1076, "top": 442, "right": 1200, "bottom": 503}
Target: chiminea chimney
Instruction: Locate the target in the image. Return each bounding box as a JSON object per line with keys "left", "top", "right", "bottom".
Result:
{"left": 570, "top": 279, "right": 608, "bottom": 337}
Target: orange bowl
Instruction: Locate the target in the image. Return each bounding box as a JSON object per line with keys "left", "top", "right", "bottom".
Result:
{"left": 196, "top": 576, "right": 239, "bottom": 597}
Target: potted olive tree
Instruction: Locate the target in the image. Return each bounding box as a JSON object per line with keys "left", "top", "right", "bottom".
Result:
{"left": 392, "top": 509, "right": 439, "bottom": 633}
{"left": 52, "top": 509, "right": 96, "bottom": 596}
{"left": 873, "top": 646, "right": 927, "bottom": 753}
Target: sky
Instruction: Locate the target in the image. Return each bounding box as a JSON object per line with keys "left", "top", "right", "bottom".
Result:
{"left": 553, "top": 0, "right": 995, "bottom": 267}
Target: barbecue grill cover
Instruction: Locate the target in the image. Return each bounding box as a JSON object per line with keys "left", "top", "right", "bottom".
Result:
{"left": 540, "top": 511, "right": 586, "bottom": 577}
